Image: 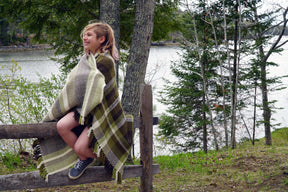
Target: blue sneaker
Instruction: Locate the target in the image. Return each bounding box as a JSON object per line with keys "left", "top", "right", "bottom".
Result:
{"left": 68, "top": 158, "right": 95, "bottom": 179}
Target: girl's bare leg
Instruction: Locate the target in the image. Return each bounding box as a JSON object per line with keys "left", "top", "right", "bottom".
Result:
{"left": 74, "top": 127, "right": 97, "bottom": 160}
{"left": 57, "top": 111, "right": 80, "bottom": 149}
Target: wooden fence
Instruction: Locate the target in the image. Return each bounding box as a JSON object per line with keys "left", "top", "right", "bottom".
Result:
{"left": 0, "top": 84, "right": 159, "bottom": 192}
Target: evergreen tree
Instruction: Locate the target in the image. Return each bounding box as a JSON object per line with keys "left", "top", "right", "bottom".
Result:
{"left": 243, "top": 2, "right": 288, "bottom": 145}
{"left": 158, "top": 1, "right": 225, "bottom": 152}
{"left": 0, "top": 18, "right": 9, "bottom": 46}
{"left": 158, "top": 0, "right": 288, "bottom": 152}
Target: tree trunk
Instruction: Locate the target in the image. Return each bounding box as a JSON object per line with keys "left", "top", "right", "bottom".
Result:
{"left": 222, "top": 0, "right": 231, "bottom": 149}
{"left": 259, "top": 46, "right": 272, "bottom": 145}
{"left": 251, "top": 6, "right": 272, "bottom": 145}
{"left": 252, "top": 5, "right": 288, "bottom": 146}
{"left": 252, "top": 86, "right": 257, "bottom": 145}
{"left": 230, "top": 3, "right": 239, "bottom": 149}
{"left": 100, "top": 0, "right": 120, "bottom": 85}
{"left": 121, "top": 0, "right": 156, "bottom": 118}
{"left": 202, "top": 96, "right": 208, "bottom": 153}
{"left": 121, "top": 0, "right": 155, "bottom": 164}
{"left": 100, "top": 0, "right": 120, "bottom": 48}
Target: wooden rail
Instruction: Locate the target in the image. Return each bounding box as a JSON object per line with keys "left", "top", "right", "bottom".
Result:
{"left": 0, "top": 84, "right": 159, "bottom": 192}
{"left": 0, "top": 117, "right": 159, "bottom": 139}
{"left": 0, "top": 165, "right": 160, "bottom": 190}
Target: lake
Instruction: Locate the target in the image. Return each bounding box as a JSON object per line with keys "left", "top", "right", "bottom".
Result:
{"left": 0, "top": 45, "right": 288, "bottom": 155}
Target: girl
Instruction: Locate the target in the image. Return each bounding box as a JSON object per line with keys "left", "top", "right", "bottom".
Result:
{"left": 56, "top": 22, "right": 119, "bottom": 179}
{"left": 35, "top": 22, "right": 129, "bottom": 182}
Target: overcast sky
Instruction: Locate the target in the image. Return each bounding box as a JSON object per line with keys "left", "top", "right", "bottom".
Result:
{"left": 182, "top": 0, "right": 287, "bottom": 21}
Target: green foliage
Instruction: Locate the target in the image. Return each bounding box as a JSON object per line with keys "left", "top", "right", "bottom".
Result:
{"left": 0, "top": 151, "right": 36, "bottom": 173}
{"left": 0, "top": 60, "right": 64, "bottom": 124}
{"left": 158, "top": 114, "right": 178, "bottom": 137}
{"left": 158, "top": 1, "right": 229, "bottom": 153}
{"left": 152, "top": 0, "right": 182, "bottom": 41}
{"left": 0, "top": 152, "right": 20, "bottom": 170}
{"left": 120, "top": 0, "right": 181, "bottom": 47}
{"left": 238, "top": 2, "right": 287, "bottom": 130}
{"left": 0, "top": 18, "right": 10, "bottom": 46}
{"left": 0, "top": 60, "right": 65, "bottom": 154}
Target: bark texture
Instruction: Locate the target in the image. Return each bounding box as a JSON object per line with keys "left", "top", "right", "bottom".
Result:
{"left": 100, "top": 0, "right": 120, "bottom": 84}
{"left": 121, "top": 0, "right": 156, "bottom": 118}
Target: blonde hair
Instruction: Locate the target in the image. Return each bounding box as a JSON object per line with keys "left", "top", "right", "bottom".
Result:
{"left": 81, "top": 22, "right": 119, "bottom": 61}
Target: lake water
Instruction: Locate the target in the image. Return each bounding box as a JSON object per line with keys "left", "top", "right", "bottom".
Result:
{"left": 0, "top": 45, "right": 288, "bottom": 155}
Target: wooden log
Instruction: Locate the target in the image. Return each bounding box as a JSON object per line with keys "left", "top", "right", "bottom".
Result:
{"left": 0, "top": 117, "right": 159, "bottom": 139}
{"left": 0, "top": 164, "right": 160, "bottom": 191}
{"left": 0, "top": 122, "right": 58, "bottom": 139}
{"left": 140, "top": 84, "right": 153, "bottom": 192}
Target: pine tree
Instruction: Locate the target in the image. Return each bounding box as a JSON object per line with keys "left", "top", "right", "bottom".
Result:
{"left": 243, "top": 1, "right": 288, "bottom": 145}
{"left": 158, "top": 0, "right": 225, "bottom": 152}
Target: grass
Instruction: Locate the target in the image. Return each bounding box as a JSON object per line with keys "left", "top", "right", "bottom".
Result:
{"left": 0, "top": 151, "right": 36, "bottom": 175}
{"left": 2, "top": 128, "right": 288, "bottom": 191}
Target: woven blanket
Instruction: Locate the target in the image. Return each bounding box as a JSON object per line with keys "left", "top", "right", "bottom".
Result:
{"left": 36, "top": 53, "right": 133, "bottom": 183}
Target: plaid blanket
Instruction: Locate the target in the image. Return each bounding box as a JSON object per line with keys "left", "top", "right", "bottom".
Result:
{"left": 35, "top": 53, "right": 133, "bottom": 183}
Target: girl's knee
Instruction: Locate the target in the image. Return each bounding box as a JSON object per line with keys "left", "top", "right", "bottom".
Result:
{"left": 56, "top": 112, "right": 78, "bottom": 135}
{"left": 57, "top": 120, "right": 68, "bottom": 135}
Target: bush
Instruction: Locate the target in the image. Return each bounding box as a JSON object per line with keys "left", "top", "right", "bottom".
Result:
{"left": 0, "top": 59, "right": 65, "bottom": 154}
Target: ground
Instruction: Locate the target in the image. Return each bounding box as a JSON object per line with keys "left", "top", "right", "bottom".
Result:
{"left": 2, "top": 128, "right": 288, "bottom": 191}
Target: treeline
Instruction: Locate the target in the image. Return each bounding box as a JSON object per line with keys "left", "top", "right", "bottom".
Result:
{"left": 1, "top": 17, "right": 287, "bottom": 47}
{"left": 0, "top": 19, "right": 29, "bottom": 46}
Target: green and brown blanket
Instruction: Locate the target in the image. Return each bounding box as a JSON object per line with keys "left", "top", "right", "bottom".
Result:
{"left": 35, "top": 53, "right": 133, "bottom": 183}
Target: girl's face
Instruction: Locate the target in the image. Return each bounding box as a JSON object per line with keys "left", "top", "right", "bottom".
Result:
{"left": 83, "top": 28, "right": 105, "bottom": 55}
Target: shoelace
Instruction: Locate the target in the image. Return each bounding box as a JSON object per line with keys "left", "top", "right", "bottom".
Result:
{"left": 74, "top": 160, "right": 85, "bottom": 170}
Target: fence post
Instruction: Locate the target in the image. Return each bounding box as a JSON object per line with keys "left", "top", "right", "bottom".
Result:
{"left": 140, "top": 84, "right": 153, "bottom": 192}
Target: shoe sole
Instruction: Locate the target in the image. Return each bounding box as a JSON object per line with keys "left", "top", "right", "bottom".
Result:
{"left": 68, "top": 158, "right": 96, "bottom": 180}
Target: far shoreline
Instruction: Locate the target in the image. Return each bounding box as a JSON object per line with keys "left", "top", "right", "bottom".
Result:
{"left": 0, "top": 41, "right": 181, "bottom": 53}
{"left": 0, "top": 44, "right": 52, "bottom": 53}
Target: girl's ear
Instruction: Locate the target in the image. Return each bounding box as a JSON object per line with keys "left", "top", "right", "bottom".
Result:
{"left": 99, "top": 36, "right": 105, "bottom": 44}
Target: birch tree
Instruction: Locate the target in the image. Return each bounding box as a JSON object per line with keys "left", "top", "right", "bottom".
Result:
{"left": 230, "top": 0, "right": 242, "bottom": 149}
{"left": 191, "top": 8, "right": 219, "bottom": 151}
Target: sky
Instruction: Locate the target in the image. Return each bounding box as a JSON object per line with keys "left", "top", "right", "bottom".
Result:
{"left": 181, "top": 0, "right": 287, "bottom": 23}
{"left": 182, "top": 0, "right": 287, "bottom": 10}
{"left": 260, "top": 0, "right": 287, "bottom": 12}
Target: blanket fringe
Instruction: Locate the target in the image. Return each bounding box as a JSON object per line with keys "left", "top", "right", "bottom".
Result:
{"left": 91, "top": 138, "right": 121, "bottom": 182}
{"left": 33, "top": 141, "right": 48, "bottom": 180}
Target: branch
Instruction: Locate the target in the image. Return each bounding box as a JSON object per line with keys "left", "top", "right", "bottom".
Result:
{"left": 265, "top": 6, "right": 288, "bottom": 61}
{"left": 275, "top": 39, "right": 288, "bottom": 50}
